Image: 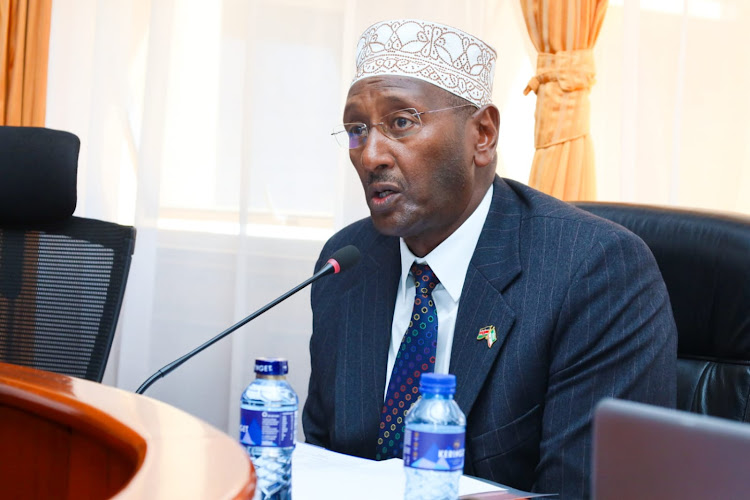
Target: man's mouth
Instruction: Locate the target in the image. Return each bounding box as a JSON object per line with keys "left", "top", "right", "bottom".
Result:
{"left": 365, "top": 173, "right": 403, "bottom": 210}
{"left": 368, "top": 184, "right": 401, "bottom": 208}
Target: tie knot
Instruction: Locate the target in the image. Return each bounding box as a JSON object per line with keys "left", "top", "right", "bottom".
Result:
{"left": 411, "top": 263, "right": 440, "bottom": 295}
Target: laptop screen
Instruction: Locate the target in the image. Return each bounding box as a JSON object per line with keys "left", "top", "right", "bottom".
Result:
{"left": 592, "top": 398, "right": 750, "bottom": 499}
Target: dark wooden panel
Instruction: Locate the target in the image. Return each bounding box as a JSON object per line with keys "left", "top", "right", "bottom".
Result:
{"left": 0, "top": 404, "right": 70, "bottom": 498}
{"left": 0, "top": 404, "right": 135, "bottom": 499}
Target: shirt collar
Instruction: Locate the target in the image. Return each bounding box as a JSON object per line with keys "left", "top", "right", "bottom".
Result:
{"left": 398, "top": 184, "right": 494, "bottom": 302}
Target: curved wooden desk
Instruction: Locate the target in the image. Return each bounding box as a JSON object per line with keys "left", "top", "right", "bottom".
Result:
{"left": 0, "top": 362, "right": 255, "bottom": 499}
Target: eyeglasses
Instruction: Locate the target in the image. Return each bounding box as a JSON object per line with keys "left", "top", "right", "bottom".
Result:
{"left": 331, "top": 104, "right": 475, "bottom": 149}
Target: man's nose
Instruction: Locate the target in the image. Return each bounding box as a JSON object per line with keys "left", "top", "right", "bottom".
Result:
{"left": 356, "top": 126, "right": 394, "bottom": 172}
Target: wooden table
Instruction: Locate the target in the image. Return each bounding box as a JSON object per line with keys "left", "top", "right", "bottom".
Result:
{"left": 0, "top": 362, "right": 255, "bottom": 499}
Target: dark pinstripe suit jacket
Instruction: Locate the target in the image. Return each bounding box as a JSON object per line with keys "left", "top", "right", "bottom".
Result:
{"left": 303, "top": 177, "right": 677, "bottom": 498}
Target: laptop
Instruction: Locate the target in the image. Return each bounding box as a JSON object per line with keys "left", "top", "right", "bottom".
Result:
{"left": 592, "top": 398, "right": 750, "bottom": 499}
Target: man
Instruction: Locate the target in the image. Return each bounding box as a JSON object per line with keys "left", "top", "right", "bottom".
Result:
{"left": 303, "top": 19, "right": 676, "bottom": 498}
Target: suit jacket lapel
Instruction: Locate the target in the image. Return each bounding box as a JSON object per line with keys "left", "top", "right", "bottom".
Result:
{"left": 337, "top": 231, "right": 400, "bottom": 448}
{"left": 451, "top": 177, "right": 522, "bottom": 416}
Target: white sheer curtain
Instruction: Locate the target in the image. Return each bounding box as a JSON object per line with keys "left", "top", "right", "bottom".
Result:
{"left": 596, "top": 0, "right": 750, "bottom": 211}
{"left": 45, "top": 0, "right": 749, "bottom": 436}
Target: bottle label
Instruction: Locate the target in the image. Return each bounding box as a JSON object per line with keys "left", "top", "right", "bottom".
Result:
{"left": 239, "top": 408, "right": 296, "bottom": 447}
{"left": 403, "top": 428, "right": 465, "bottom": 471}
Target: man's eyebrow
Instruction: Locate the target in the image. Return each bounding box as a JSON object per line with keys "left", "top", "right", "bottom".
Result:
{"left": 342, "top": 106, "right": 363, "bottom": 122}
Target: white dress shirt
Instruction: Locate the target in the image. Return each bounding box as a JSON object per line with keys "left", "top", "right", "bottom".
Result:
{"left": 384, "top": 184, "right": 494, "bottom": 395}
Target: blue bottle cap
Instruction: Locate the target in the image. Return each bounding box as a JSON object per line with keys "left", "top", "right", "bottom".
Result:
{"left": 419, "top": 373, "right": 456, "bottom": 395}
{"left": 254, "top": 358, "right": 288, "bottom": 376}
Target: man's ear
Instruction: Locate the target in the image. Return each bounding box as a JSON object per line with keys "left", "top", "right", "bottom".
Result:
{"left": 472, "top": 105, "right": 500, "bottom": 168}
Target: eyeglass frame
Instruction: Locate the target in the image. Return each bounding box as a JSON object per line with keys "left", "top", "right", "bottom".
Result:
{"left": 331, "top": 104, "right": 477, "bottom": 149}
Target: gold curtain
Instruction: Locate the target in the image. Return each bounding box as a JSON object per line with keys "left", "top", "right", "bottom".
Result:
{"left": 0, "top": 0, "right": 53, "bottom": 126}
{"left": 520, "top": 0, "right": 608, "bottom": 201}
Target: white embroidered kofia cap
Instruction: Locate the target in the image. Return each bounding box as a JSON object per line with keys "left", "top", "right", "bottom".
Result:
{"left": 352, "top": 19, "right": 497, "bottom": 107}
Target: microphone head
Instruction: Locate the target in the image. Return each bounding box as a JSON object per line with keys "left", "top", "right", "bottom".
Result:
{"left": 327, "top": 245, "right": 361, "bottom": 274}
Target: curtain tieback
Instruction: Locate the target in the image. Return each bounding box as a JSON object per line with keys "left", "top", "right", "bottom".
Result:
{"left": 524, "top": 49, "right": 597, "bottom": 149}
{"left": 523, "top": 49, "right": 596, "bottom": 95}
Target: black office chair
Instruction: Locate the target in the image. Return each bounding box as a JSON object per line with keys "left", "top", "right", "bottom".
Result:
{"left": 0, "top": 126, "right": 136, "bottom": 382}
{"left": 573, "top": 201, "right": 750, "bottom": 422}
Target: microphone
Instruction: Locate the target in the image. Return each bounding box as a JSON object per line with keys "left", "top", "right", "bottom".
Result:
{"left": 135, "top": 245, "right": 361, "bottom": 395}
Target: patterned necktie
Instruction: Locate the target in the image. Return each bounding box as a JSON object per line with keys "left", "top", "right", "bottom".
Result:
{"left": 376, "top": 262, "right": 440, "bottom": 460}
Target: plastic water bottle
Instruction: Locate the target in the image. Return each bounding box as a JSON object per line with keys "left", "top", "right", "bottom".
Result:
{"left": 403, "top": 373, "right": 466, "bottom": 500}
{"left": 240, "top": 358, "right": 298, "bottom": 500}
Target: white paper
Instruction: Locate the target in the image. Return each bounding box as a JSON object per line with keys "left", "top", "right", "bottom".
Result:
{"left": 291, "top": 442, "right": 505, "bottom": 500}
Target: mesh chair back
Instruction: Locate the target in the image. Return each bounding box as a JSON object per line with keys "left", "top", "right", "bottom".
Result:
{"left": 574, "top": 202, "right": 750, "bottom": 422}
{"left": 0, "top": 218, "right": 135, "bottom": 381}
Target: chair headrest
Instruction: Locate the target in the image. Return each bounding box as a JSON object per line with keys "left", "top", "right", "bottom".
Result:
{"left": 0, "top": 126, "right": 79, "bottom": 224}
{"left": 573, "top": 202, "right": 750, "bottom": 361}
